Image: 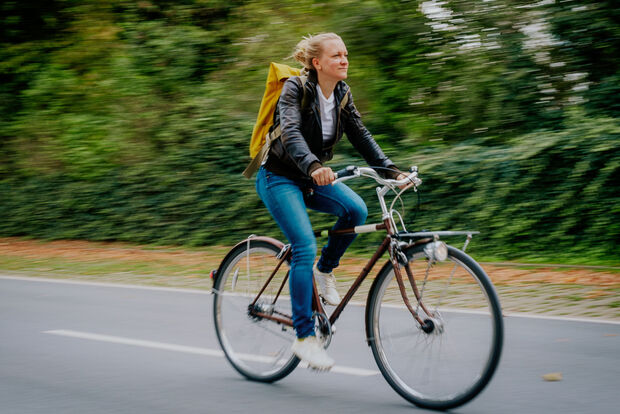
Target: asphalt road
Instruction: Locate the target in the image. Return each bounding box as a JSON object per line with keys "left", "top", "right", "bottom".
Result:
{"left": 1, "top": 275, "right": 619, "bottom": 414}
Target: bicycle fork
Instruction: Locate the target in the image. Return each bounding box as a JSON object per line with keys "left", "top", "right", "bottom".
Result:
{"left": 389, "top": 243, "right": 436, "bottom": 333}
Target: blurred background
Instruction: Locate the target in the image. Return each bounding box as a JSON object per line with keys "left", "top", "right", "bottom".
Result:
{"left": 0, "top": 0, "right": 618, "bottom": 264}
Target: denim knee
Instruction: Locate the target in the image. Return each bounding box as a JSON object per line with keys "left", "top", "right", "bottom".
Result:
{"left": 291, "top": 238, "right": 317, "bottom": 267}
{"left": 347, "top": 200, "right": 368, "bottom": 227}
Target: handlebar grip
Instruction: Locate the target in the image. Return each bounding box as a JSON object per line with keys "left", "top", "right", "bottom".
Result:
{"left": 334, "top": 165, "right": 356, "bottom": 179}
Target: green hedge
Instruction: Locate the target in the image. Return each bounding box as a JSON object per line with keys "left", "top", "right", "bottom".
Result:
{"left": 1, "top": 111, "right": 618, "bottom": 264}
{"left": 1, "top": 1, "right": 619, "bottom": 265}
{"left": 406, "top": 112, "right": 620, "bottom": 262}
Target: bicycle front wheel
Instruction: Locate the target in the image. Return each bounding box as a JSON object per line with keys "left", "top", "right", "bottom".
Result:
{"left": 366, "top": 244, "right": 503, "bottom": 410}
{"left": 213, "top": 238, "right": 299, "bottom": 382}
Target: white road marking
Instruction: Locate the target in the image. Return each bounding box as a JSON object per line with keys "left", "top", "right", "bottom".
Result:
{"left": 43, "top": 329, "right": 379, "bottom": 377}
{"left": 45, "top": 329, "right": 224, "bottom": 356}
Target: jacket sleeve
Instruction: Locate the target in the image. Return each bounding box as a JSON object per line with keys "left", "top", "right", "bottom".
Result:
{"left": 278, "top": 78, "right": 321, "bottom": 176}
{"left": 343, "top": 89, "right": 399, "bottom": 177}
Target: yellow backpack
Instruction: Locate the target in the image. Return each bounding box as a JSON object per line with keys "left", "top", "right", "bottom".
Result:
{"left": 242, "top": 62, "right": 349, "bottom": 178}
{"left": 242, "top": 63, "right": 305, "bottom": 178}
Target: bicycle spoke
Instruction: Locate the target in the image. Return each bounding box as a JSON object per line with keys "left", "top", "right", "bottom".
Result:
{"left": 213, "top": 240, "right": 299, "bottom": 382}
{"left": 367, "top": 244, "right": 503, "bottom": 410}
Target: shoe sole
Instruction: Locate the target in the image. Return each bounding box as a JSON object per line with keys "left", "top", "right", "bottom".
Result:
{"left": 292, "top": 351, "right": 334, "bottom": 372}
{"left": 314, "top": 272, "right": 340, "bottom": 306}
{"left": 319, "top": 293, "right": 340, "bottom": 306}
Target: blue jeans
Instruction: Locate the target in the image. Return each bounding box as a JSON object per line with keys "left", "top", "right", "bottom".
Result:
{"left": 255, "top": 167, "right": 368, "bottom": 338}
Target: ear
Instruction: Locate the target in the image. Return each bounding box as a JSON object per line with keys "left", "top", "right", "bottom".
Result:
{"left": 312, "top": 57, "right": 321, "bottom": 71}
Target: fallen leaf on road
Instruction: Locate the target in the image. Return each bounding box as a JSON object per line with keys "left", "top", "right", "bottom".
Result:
{"left": 542, "top": 372, "right": 563, "bottom": 381}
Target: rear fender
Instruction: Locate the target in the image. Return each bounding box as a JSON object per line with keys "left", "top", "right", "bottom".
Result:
{"left": 212, "top": 236, "right": 285, "bottom": 288}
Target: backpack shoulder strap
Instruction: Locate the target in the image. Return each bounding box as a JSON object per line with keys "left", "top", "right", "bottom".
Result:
{"left": 242, "top": 128, "right": 276, "bottom": 178}
{"left": 339, "top": 86, "right": 349, "bottom": 109}
{"left": 298, "top": 75, "right": 309, "bottom": 111}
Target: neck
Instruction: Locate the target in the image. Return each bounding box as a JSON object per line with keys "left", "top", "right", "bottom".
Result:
{"left": 317, "top": 75, "right": 337, "bottom": 99}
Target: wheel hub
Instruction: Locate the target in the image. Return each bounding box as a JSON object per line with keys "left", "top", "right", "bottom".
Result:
{"left": 421, "top": 316, "right": 445, "bottom": 335}
{"left": 248, "top": 302, "right": 274, "bottom": 321}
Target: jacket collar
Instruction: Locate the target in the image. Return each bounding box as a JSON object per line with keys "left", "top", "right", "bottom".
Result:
{"left": 305, "top": 70, "right": 348, "bottom": 108}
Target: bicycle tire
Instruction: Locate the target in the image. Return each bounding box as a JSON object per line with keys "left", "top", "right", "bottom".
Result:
{"left": 213, "top": 238, "right": 300, "bottom": 382}
{"left": 366, "top": 244, "right": 503, "bottom": 410}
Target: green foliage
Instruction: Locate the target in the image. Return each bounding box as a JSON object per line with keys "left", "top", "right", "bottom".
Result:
{"left": 405, "top": 110, "right": 620, "bottom": 261}
{"left": 0, "top": 0, "right": 618, "bottom": 264}
{"left": 547, "top": 0, "right": 620, "bottom": 117}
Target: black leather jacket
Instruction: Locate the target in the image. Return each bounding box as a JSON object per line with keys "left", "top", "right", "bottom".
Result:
{"left": 265, "top": 71, "right": 396, "bottom": 182}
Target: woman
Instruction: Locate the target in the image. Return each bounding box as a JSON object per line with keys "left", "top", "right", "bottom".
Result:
{"left": 256, "top": 33, "right": 403, "bottom": 370}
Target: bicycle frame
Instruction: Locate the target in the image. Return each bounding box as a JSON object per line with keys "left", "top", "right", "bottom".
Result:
{"left": 246, "top": 165, "right": 478, "bottom": 331}
{"left": 214, "top": 164, "right": 502, "bottom": 409}
{"left": 248, "top": 219, "right": 434, "bottom": 329}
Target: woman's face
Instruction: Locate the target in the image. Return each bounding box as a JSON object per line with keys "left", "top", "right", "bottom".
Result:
{"left": 313, "top": 38, "right": 348, "bottom": 82}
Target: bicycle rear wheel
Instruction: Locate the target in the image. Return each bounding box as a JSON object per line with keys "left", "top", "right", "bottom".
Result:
{"left": 213, "top": 238, "right": 299, "bottom": 382}
{"left": 366, "top": 244, "right": 503, "bottom": 410}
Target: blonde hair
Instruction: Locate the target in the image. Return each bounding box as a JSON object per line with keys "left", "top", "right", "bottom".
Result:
{"left": 292, "top": 33, "right": 343, "bottom": 72}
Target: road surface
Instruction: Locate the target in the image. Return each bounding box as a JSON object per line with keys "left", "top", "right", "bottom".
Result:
{"left": 1, "top": 275, "right": 618, "bottom": 413}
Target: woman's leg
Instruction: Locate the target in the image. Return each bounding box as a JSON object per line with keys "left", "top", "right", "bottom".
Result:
{"left": 306, "top": 182, "right": 368, "bottom": 273}
{"left": 255, "top": 168, "right": 316, "bottom": 339}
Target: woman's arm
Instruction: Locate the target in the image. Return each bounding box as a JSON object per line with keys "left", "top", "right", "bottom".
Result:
{"left": 342, "top": 90, "right": 401, "bottom": 179}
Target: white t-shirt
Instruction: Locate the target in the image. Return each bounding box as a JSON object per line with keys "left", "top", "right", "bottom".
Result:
{"left": 316, "top": 84, "right": 335, "bottom": 144}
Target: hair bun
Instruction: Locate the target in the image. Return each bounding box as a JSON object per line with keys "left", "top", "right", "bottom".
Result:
{"left": 291, "top": 33, "right": 342, "bottom": 71}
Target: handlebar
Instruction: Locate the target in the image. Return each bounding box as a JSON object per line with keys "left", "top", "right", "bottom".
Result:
{"left": 334, "top": 166, "right": 422, "bottom": 189}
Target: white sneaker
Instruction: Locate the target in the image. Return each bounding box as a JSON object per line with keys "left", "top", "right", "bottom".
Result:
{"left": 313, "top": 264, "right": 341, "bottom": 305}
{"left": 291, "top": 336, "right": 334, "bottom": 371}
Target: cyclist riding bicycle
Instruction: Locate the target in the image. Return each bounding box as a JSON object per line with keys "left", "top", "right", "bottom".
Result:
{"left": 255, "top": 32, "right": 405, "bottom": 370}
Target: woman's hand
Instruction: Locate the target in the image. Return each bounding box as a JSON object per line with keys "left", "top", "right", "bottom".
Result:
{"left": 395, "top": 173, "right": 412, "bottom": 190}
{"left": 311, "top": 167, "right": 336, "bottom": 186}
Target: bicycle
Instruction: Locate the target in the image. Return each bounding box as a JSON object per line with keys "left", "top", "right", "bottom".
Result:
{"left": 212, "top": 165, "right": 503, "bottom": 410}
